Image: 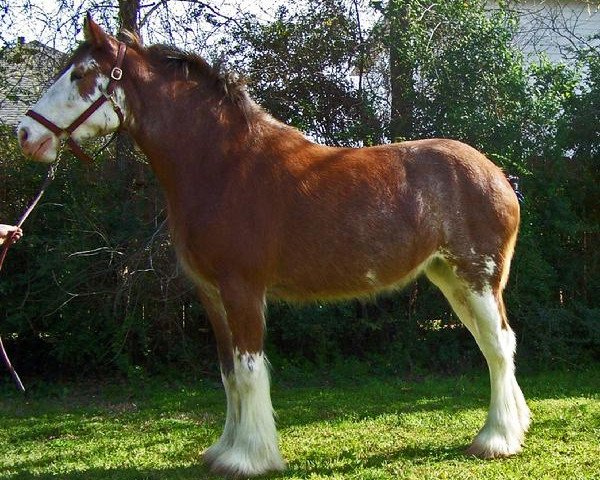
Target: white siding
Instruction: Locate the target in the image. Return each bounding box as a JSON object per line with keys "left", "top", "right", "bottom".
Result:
{"left": 511, "top": 1, "right": 599, "bottom": 62}
{"left": 0, "top": 41, "right": 64, "bottom": 127}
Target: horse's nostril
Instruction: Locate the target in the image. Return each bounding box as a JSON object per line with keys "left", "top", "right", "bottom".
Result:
{"left": 18, "top": 127, "right": 29, "bottom": 145}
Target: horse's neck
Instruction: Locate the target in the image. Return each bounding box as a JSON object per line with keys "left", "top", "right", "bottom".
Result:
{"left": 128, "top": 91, "right": 257, "bottom": 208}
{"left": 125, "top": 75, "right": 314, "bottom": 207}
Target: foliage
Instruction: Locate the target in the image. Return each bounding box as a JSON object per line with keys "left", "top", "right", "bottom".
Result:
{"left": 0, "top": 0, "right": 598, "bottom": 377}
{"left": 229, "top": 0, "right": 384, "bottom": 145}
{"left": 0, "top": 368, "right": 598, "bottom": 479}
{"left": 0, "top": 128, "right": 214, "bottom": 377}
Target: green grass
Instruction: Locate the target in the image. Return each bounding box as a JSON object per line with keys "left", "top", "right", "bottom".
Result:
{"left": 1, "top": 367, "right": 598, "bottom": 479}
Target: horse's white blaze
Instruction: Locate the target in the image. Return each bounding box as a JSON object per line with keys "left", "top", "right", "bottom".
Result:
{"left": 204, "top": 350, "right": 285, "bottom": 476}
{"left": 17, "top": 57, "right": 126, "bottom": 162}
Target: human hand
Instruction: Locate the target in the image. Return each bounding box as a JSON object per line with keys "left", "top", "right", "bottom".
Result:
{"left": 0, "top": 225, "right": 23, "bottom": 245}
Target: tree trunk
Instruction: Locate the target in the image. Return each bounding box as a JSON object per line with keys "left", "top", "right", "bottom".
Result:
{"left": 388, "top": 0, "right": 414, "bottom": 142}
{"left": 118, "top": 0, "right": 140, "bottom": 35}
{"left": 111, "top": 0, "right": 149, "bottom": 223}
{"left": 116, "top": 0, "right": 140, "bottom": 175}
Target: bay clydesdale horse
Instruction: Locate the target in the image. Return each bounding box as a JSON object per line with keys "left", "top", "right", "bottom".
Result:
{"left": 17, "top": 15, "right": 530, "bottom": 477}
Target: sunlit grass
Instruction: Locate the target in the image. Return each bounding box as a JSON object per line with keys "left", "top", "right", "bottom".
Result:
{"left": 1, "top": 367, "right": 598, "bottom": 479}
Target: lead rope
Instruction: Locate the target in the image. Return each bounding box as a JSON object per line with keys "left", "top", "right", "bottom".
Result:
{"left": 0, "top": 156, "right": 61, "bottom": 392}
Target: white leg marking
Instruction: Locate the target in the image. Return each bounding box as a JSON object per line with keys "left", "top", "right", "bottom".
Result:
{"left": 465, "top": 289, "right": 530, "bottom": 458}
{"left": 204, "top": 350, "right": 285, "bottom": 476}
{"left": 425, "top": 260, "right": 529, "bottom": 458}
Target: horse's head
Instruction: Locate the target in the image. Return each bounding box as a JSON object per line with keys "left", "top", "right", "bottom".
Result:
{"left": 17, "top": 14, "right": 128, "bottom": 163}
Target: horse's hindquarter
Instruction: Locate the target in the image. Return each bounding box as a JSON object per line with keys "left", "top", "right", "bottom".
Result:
{"left": 269, "top": 138, "right": 519, "bottom": 301}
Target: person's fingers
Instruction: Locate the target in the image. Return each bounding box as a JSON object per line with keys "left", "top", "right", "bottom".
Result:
{"left": 8, "top": 227, "right": 23, "bottom": 242}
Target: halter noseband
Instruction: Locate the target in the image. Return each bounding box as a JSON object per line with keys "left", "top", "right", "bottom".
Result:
{"left": 25, "top": 41, "right": 127, "bottom": 164}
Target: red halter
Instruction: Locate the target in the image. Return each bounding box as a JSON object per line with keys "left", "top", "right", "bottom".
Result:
{"left": 25, "top": 42, "right": 127, "bottom": 164}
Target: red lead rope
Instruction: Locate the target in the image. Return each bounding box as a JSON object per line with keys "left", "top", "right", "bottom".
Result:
{"left": 0, "top": 161, "right": 59, "bottom": 392}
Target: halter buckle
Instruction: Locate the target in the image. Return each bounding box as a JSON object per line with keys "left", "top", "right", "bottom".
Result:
{"left": 111, "top": 67, "right": 123, "bottom": 81}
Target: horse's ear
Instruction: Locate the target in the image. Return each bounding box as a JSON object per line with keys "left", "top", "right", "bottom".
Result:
{"left": 84, "top": 13, "right": 110, "bottom": 47}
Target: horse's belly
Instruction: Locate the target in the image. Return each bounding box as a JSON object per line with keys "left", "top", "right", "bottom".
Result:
{"left": 267, "top": 245, "right": 436, "bottom": 302}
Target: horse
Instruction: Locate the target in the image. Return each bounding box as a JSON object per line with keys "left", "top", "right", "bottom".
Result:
{"left": 17, "top": 15, "right": 530, "bottom": 478}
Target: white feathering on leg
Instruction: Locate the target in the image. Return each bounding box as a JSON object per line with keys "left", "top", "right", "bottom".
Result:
{"left": 465, "top": 289, "right": 528, "bottom": 458}
{"left": 204, "top": 350, "right": 285, "bottom": 477}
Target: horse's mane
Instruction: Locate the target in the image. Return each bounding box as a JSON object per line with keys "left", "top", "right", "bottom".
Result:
{"left": 120, "top": 31, "right": 255, "bottom": 122}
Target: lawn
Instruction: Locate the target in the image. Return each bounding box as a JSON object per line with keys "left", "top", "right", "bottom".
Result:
{"left": 0, "top": 367, "right": 598, "bottom": 480}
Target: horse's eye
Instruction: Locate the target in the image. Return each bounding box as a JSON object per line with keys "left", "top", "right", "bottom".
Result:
{"left": 70, "top": 69, "right": 84, "bottom": 81}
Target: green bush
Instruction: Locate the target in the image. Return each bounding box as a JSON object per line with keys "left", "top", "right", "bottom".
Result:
{"left": 1, "top": 0, "right": 597, "bottom": 379}
{"left": 0, "top": 128, "right": 216, "bottom": 378}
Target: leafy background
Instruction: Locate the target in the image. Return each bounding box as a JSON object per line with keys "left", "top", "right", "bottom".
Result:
{"left": 0, "top": 0, "right": 598, "bottom": 380}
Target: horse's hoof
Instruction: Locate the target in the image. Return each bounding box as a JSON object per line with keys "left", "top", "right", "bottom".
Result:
{"left": 203, "top": 444, "right": 286, "bottom": 478}
{"left": 466, "top": 429, "right": 523, "bottom": 459}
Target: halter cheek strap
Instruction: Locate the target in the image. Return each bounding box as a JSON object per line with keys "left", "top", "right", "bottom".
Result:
{"left": 25, "top": 41, "right": 127, "bottom": 164}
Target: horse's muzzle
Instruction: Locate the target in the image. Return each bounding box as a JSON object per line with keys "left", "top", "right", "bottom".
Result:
{"left": 17, "top": 124, "right": 59, "bottom": 163}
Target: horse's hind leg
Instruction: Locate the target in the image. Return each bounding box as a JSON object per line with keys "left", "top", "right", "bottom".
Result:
{"left": 199, "top": 278, "right": 285, "bottom": 477}
{"left": 425, "top": 257, "right": 530, "bottom": 458}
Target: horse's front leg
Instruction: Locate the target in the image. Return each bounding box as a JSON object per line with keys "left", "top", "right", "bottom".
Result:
{"left": 199, "top": 279, "right": 285, "bottom": 477}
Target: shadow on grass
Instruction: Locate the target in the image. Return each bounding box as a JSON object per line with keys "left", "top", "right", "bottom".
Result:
{"left": 3, "top": 466, "right": 213, "bottom": 480}
{"left": 1, "top": 367, "right": 597, "bottom": 479}
{"left": 295, "top": 443, "right": 471, "bottom": 478}
{"left": 275, "top": 367, "right": 598, "bottom": 429}
{"left": 3, "top": 445, "right": 473, "bottom": 480}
